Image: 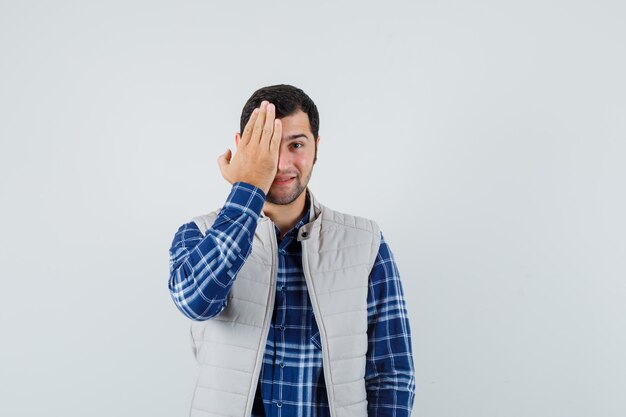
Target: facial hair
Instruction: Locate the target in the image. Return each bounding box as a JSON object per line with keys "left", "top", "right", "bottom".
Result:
{"left": 266, "top": 166, "right": 313, "bottom": 205}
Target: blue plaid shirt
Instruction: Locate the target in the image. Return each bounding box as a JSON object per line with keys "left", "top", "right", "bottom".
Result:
{"left": 169, "top": 182, "right": 415, "bottom": 417}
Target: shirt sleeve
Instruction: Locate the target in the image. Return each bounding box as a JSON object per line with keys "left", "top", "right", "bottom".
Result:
{"left": 168, "top": 182, "right": 266, "bottom": 321}
{"left": 365, "top": 232, "right": 416, "bottom": 416}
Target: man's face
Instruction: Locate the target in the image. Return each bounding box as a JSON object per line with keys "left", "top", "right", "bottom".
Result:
{"left": 266, "top": 109, "right": 319, "bottom": 205}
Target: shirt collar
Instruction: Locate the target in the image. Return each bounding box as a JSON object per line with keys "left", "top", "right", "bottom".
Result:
{"left": 275, "top": 189, "right": 311, "bottom": 239}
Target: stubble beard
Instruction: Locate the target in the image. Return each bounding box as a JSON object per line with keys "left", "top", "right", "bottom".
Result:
{"left": 266, "top": 168, "right": 313, "bottom": 206}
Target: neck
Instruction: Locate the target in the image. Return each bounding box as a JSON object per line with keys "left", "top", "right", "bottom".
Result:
{"left": 263, "top": 189, "right": 309, "bottom": 239}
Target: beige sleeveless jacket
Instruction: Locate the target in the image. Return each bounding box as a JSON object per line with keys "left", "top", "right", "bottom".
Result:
{"left": 188, "top": 189, "right": 381, "bottom": 417}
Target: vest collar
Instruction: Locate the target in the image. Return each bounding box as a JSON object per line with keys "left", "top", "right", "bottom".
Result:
{"left": 298, "top": 188, "right": 323, "bottom": 242}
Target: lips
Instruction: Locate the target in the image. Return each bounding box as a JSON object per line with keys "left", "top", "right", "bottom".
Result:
{"left": 273, "top": 176, "right": 295, "bottom": 185}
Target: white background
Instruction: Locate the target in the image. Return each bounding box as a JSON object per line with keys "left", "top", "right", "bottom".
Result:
{"left": 1, "top": 1, "right": 625, "bottom": 416}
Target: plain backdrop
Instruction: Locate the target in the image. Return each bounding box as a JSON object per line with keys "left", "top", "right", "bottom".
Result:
{"left": 1, "top": 1, "right": 625, "bottom": 416}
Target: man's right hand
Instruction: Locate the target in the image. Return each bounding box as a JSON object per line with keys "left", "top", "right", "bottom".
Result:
{"left": 217, "top": 101, "right": 282, "bottom": 195}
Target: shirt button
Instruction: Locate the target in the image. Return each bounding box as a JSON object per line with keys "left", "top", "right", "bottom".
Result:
{"left": 276, "top": 401, "right": 283, "bottom": 408}
{"left": 279, "top": 286, "right": 285, "bottom": 291}
{"left": 279, "top": 362, "right": 285, "bottom": 368}
{"left": 279, "top": 325, "right": 285, "bottom": 331}
{"left": 279, "top": 249, "right": 286, "bottom": 255}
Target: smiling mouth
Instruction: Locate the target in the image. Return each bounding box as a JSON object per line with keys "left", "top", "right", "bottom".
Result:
{"left": 273, "top": 177, "right": 295, "bottom": 185}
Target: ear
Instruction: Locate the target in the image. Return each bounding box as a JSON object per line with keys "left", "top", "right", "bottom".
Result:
{"left": 313, "top": 135, "right": 320, "bottom": 164}
{"left": 235, "top": 132, "right": 241, "bottom": 147}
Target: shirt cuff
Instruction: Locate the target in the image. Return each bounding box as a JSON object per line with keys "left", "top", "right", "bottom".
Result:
{"left": 222, "top": 181, "right": 266, "bottom": 219}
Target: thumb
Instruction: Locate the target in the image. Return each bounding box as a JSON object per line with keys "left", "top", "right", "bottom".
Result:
{"left": 217, "top": 148, "right": 232, "bottom": 173}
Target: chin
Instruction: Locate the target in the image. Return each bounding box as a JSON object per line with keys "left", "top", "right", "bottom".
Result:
{"left": 267, "top": 185, "right": 304, "bottom": 205}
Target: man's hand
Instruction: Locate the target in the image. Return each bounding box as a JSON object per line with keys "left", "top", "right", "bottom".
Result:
{"left": 217, "top": 101, "right": 282, "bottom": 195}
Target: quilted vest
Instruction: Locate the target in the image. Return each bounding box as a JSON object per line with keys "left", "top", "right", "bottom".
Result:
{"left": 187, "top": 189, "right": 381, "bottom": 417}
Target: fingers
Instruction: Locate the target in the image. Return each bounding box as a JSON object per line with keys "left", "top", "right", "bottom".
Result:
{"left": 269, "top": 118, "right": 282, "bottom": 152}
{"left": 259, "top": 102, "right": 276, "bottom": 145}
{"left": 251, "top": 101, "right": 269, "bottom": 145}
{"left": 240, "top": 108, "right": 259, "bottom": 146}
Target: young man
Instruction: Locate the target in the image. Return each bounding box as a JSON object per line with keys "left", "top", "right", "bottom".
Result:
{"left": 168, "top": 84, "right": 415, "bottom": 417}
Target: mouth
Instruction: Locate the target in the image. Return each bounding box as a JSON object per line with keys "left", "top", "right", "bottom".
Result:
{"left": 273, "top": 176, "right": 296, "bottom": 186}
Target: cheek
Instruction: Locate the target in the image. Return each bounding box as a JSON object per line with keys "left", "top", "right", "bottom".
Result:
{"left": 293, "top": 154, "right": 313, "bottom": 170}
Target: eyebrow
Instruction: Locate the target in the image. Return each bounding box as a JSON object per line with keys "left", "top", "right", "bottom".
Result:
{"left": 284, "top": 134, "right": 309, "bottom": 141}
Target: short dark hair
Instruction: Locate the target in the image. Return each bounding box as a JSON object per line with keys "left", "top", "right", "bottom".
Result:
{"left": 239, "top": 84, "right": 319, "bottom": 139}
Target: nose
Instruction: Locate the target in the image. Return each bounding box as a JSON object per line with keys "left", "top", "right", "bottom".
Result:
{"left": 277, "top": 148, "right": 292, "bottom": 172}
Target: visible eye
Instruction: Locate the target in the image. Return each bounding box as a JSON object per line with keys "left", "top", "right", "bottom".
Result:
{"left": 291, "top": 142, "right": 304, "bottom": 149}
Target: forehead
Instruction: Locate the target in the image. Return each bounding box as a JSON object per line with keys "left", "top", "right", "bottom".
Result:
{"left": 279, "top": 110, "right": 313, "bottom": 138}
